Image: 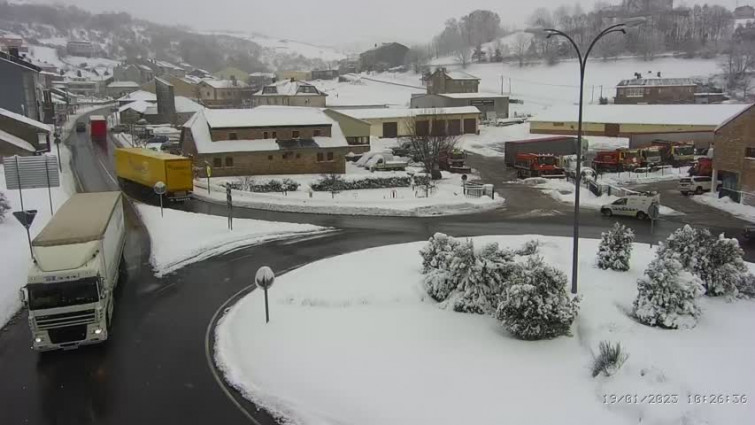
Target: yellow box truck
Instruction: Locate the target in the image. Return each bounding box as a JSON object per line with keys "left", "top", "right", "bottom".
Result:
{"left": 114, "top": 148, "right": 193, "bottom": 200}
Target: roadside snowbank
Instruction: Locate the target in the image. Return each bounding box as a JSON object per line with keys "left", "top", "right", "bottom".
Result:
{"left": 693, "top": 194, "right": 755, "bottom": 224}
{"left": 215, "top": 235, "right": 755, "bottom": 425}
{"left": 133, "top": 203, "right": 330, "bottom": 277}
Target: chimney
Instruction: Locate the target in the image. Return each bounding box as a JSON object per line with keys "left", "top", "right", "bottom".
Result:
{"left": 231, "top": 75, "right": 237, "bottom": 86}
{"left": 8, "top": 47, "right": 19, "bottom": 58}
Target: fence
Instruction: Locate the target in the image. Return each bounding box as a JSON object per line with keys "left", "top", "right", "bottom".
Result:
{"left": 720, "top": 188, "right": 755, "bottom": 206}
{"left": 567, "top": 174, "right": 635, "bottom": 198}
{"left": 463, "top": 183, "right": 495, "bottom": 199}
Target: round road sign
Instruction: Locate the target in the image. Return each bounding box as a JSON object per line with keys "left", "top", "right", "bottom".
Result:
{"left": 153, "top": 181, "right": 167, "bottom": 195}
{"left": 255, "top": 266, "right": 275, "bottom": 290}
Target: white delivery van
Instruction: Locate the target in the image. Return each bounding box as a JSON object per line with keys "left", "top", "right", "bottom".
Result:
{"left": 601, "top": 192, "right": 660, "bottom": 220}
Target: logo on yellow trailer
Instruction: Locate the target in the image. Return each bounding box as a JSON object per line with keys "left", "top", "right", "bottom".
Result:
{"left": 206, "top": 166, "right": 212, "bottom": 177}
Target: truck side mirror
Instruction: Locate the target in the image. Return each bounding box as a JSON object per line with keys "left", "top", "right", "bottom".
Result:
{"left": 19, "top": 289, "right": 27, "bottom": 306}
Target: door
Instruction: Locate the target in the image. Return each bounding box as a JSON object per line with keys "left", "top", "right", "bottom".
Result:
{"left": 448, "top": 119, "right": 461, "bottom": 135}
{"left": 382, "top": 122, "right": 398, "bottom": 138}
{"left": 605, "top": 123, "right": 620, "bottom": 137}
{"left": 416, "top": 120, "right": 429, "bottom": 137}
{"left": 463, "top": 118, "right": 477, "bottom": 134}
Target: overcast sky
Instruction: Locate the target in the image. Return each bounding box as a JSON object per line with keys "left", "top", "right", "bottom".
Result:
{"left": 31, "top": 0, "right": 738, "bottom": 49}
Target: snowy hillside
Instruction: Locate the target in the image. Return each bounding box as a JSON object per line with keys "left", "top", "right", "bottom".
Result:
{"left": 211, "top": 31, "right": 346, "bottom": 63}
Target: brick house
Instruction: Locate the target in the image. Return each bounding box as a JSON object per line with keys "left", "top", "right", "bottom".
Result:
{"left": 0, "top": 107, "right": 51, "bottom": 157}
{"left": 359, "top": 42, "right": 409, "bottom": 72}
{"left": 614, "top": 78, "right": 697, "bottom": 104}
{"left": 181, "top": 106, "right": 349, "bottom": 177}
{"left": 425, "top": 68, "right": 480, "bottom": 95}
{"left": 252, "top": 80, "right": 327, "bottom": 107}
{"left": 197, "top": 78, "right": 252, "bottom": 108}
{"left": 711, "top": 104, "right": 755, "bottom": 203}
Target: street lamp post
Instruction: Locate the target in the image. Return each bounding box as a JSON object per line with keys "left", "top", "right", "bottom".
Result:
{"left": 531, "top": 18, "right": 644, "bottom": 294}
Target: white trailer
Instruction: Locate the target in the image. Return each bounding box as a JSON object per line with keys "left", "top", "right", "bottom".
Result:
{"left": 20, "top": 192, "right": 126, "bottom": 351}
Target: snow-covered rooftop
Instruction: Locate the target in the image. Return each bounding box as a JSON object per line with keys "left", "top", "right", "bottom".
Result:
{"left": 118, "top": 90, "right": 157, "bottom": 103}
{"left": 445, "top": 70, "right": 480, "bottom": 81}
{"left": 186, "top": 107, "right": 348, "bottom": 154}
{"left": 437, "top": 92, "right": 508, "bottom": 99}
{"left": 532, "top": 104, "right": 753, "bottom": 127}
{"left": 0, "top": 107, "right": 51, "bottom": 133}
{"left": 339, "top": 106, "right": 481, "bottom": 120}
{"left": 118, "top": 100, "right": 152, "bottom": 114}
{"left": 120, "top": 96, "right": 203, "bottom": 115}
{"left": 255, "top": 80, "right": 325, "bottom": 96}
{"left": 174, "top": 96, "right": 203, "bottom": 114}
{"left": 616, "top": 78, "right": 697, "bottom": 87}
{"left": 108, "top": 81, "right": 140, "bottom": 88}
{"left": 203, "top": 105, "right": 333, "bottom": 128}
{"left": 202, "top": 79, "right": 249, "bottom": 89}
{"left": 0, "top": 128, "right": 36, "bottom": 152}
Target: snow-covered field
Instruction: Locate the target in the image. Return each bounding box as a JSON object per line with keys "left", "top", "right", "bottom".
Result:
{"left": 215, "top": 235, "right": 755, "bottom": 425}
{"left": 315, "top": 76, "right": 423, "bottom": 107}
{"left": 208, "top": 31, "right": 346, "bottom": 62}
{"left": 194, "top": 164, "right": 503, "bottom": 217}
{"left": 0, "top": 148, "right": 76, "bottom": 328}
{"left": 693, "top": 193, "right": 755, "bottom": 224}
{"left": 133, "top": 203, "right": 329, "bottom": 277}
{"left": 526, "top": 178, "right": 681, "bottom": 216}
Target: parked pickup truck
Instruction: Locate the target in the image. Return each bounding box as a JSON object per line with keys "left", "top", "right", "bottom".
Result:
{"left": 370, "top": 157, "right": 409, "bottom": 172}
{"left": 20, "top": 192, "right": 125, "bottom": 351}
{"left": 679, "top": 176, "right": 721, "bottom": 195}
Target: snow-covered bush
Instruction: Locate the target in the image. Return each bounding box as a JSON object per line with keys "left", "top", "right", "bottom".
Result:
{"left": 736, "top": 273, "right": 755, "bottom": 299}
{"left": 516, "top": 239, "right": 540, "bottom": 256}
{"left": 424, "top": 268, "right": 457, "bottom": 302}
{"left": 633, "top": 255, "right": 704, "bottom": 329}
{"left": 419, "top": 232, "right": 460, "bottom": 273}
{"left": 310, "top": 175, "right": 425, "bottom": 191}
{"left": 596, "top": 223, "right": 635, "bottom": 271}
{"left": 495, "top": 257, "right": 580, "bottom": 340}
{"left": 592, "top": 341, "right": 629, "bottom": 378}
{"left": 225, "top": 178, "right": 299, "bottom": 193}
{"left": 702, "top": 235, "right": 748, "bottom": 297}
{"left": 657, "top": 225, "right": 712, "bottom": 278}
{"left": 0, "top": 191, "right": 10, "bottom": 222}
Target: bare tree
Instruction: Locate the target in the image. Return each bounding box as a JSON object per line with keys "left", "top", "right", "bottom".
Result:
{"left": 513, "top": 33, "right": 530, "bottom": 67}
{"left": 720, "top": 42, "right": 755, "bottom": 99}
{"left": 456, "top": 45, "right": 471, "bottom": 68}
{"left": 402, "top": 114, "right": 459, "bottom": 180}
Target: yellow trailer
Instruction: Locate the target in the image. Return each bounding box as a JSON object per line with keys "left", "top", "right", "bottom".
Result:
{"left": 114, "top": 148, "right": 193, "bottom": 200}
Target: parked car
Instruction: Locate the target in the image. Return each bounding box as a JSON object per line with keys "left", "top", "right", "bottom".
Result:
{"left": 75, "top": 121, "right": 86, "bottom": 132}
{"left": 111, "top": 124, "right": 129, "bottom": 133}
{"left": 601, "top": 193, "right": 660, "bottom": 220}
{"left": 679, "top": 176, "right": 720, "bottom": 195}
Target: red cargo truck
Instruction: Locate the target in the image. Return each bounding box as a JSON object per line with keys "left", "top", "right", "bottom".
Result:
{"left": 89, "top": 115, "right": 107, "bottom": 143}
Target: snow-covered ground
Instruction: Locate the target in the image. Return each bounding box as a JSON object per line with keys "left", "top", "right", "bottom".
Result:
{"left": 526, "top": 178, "right": 681, "bottom": 216}
{"left": 692, "top": 193, "right": 755, "bottom": 224}
{"left": 194, "top": 163, "right": 503, "bottom": 217}
{"left": 0, "top": 147, "right": 76, "bottom": 328}
{"left": 134, "top": 203, "right": 329, "bottom": 277}
{"left": 315, "top": 76, "right": 423, "bottom": 107}
{"left": 207, "top": 31, "right": 346, "bottom": 62}
{"left": 215, "top": 235, "right": 755, "bottom": 425}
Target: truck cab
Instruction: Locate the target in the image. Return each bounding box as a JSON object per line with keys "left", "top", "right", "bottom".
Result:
{"left": 514, "top": 153, "right": 565, "bottom": 178}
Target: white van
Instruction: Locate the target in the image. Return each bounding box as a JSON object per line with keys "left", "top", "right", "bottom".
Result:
{"left": 601, "top": 193, "right": 660, "bottom": 220}
{"left": 679, "top": 176, "right": 718, "bottom": 195}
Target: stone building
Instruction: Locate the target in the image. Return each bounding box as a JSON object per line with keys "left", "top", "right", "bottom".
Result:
{"left": 711, "top": 104, "right": 755, "bottom": 203}
{"left": 359, "top": 42, "right": 409, "bottom": 72}
{"left": 197, "top": 78, "right": 252, "bottom": 108}
{"left": 425, "top": 68, "right": 480, "bottom": 95}
{"left": 181, "top": 106, "right": 350, "bottom": 177}
{"left": 614, "top": 78, "right": 698, "bottom": 104}
{"left": 252, "top": 80, "right": 327, "bottom": 107}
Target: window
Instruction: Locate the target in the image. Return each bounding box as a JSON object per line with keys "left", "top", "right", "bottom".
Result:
{"left": 225, "top": 157, "right": 234, "bottom": 167}
{"left": 612, "top": 198, "right": 627, "bottom": 205}
{"left": 213, "top": 157, "right": 222, "bottom": 168}
{"left": 263, "top": 131, "right": 269, "bottom": 139}
{"left": 327, "top": 152, "right": 334, "bottom": 161}
{"left": 317, "top": 152, "right": 324, "bottom": 162}
{"left": 268, "top": 155, "right": 273, "bottom": 160}
{"left": 625, "top": 87, "right": 644, "bottom": 98}
{"left": 229, "top": 132, "right": 238, "bottom": 140}
{"left": 746, "top": 147, "right": 755, "bottom": 158}
{"left": 292, "top": 130, "right": 300, "bottom": 139}
{"left": 553, "top": 122, "right": 565, "bottom": 127}
{"left": 314, "top": 129, "right": 321, "bottom": 137}
{"left": 272, "top": 131, "right": 277, "bottom": 139}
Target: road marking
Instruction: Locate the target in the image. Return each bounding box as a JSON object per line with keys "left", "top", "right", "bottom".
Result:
{"left": 204, "top": 264, "right": 300, "bottom": 425}
{"left": 97, "top": 157, "right": 118, "bottom": 186}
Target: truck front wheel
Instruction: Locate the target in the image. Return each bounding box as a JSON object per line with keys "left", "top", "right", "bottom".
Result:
{"left": 695, "top": 186, "right": 704, "bottom": 195}
{"left": 601, "top": 208, "right": 612, "bottom": 217}
{"left": 636, "top": 211, "right": 648, "bottom": 220}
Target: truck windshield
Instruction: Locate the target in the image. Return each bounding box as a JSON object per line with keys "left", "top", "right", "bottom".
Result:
{"left": 676, "top": 146, "right": 694, "bottom": 156}
{"left": 541, "top": 157, "right": 556, "bottom": 165}
{"left": 27, "top": 278, "right": 100, "bottom": 310}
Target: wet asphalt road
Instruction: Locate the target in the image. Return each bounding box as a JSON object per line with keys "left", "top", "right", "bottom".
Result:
{"left": 2, "top": 113, "right": 755, "bottom": 425}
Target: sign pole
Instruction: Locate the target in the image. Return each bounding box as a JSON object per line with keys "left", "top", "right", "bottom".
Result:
{"left": 45, "top": 158, "right": 53, "bottom": 215}
{"left": 15, "top": 156, "right": 24, "bottom": 212}
{"left": 264, "top": 287, "right": 269, "bottom": 323}
{"left": 255, "top": 266, "right": 275, "bottom": 324}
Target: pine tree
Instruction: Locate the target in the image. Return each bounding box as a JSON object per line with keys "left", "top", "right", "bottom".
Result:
{"left": 596, "top": 223, "right": 635, "bottom": 271}
{"left": 657, "top": 225, "right": 712, "bottom": 278}
{"left": 495, "top": 257, "right": 580, "bottom": 340}
{"left": 419, "top": 232, "right": 459, "bottom": 273}
{"left": 703, "top": 235, "right": 747, "bottom": 297}
{"left": 633, "top": 255, "right": 704, "bottom": 329}
{"left": 450, "top": 243, "right": 519, "bottom": 314}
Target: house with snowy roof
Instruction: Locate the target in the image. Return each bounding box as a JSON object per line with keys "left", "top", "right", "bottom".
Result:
{"left": 117, "top": 90, "right": 157, "bottom": 106}
{"left": 197, "top": 78, "right": 252, "bottom": 108}
{"left": 615, "top": 77, "right": 700, "bottom": 104}
{"left": 0, "top": 107, "right": 51, "bottom": 157}
{"left": 252, "top": 80, "right": 327, "bottom": 108}
{"left": 425, "top": 68, "right": 480, "bottom": 95}
{"left": 106, "top": 81, "right": 140, "bottom": 98}
{"left": 181, "top": 106, "right": 350, "bottom": 177}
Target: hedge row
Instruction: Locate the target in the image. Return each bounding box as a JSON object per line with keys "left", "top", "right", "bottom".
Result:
{"left": 311, "top": 174, "right": 431, "bottom": 192}
{"left": 225, "top": 178, "right": 300, "bottom": 193}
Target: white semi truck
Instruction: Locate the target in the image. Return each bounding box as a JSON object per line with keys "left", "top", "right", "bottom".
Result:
{"left": 20, "top": 192, "right": 126, "bottom": 351}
